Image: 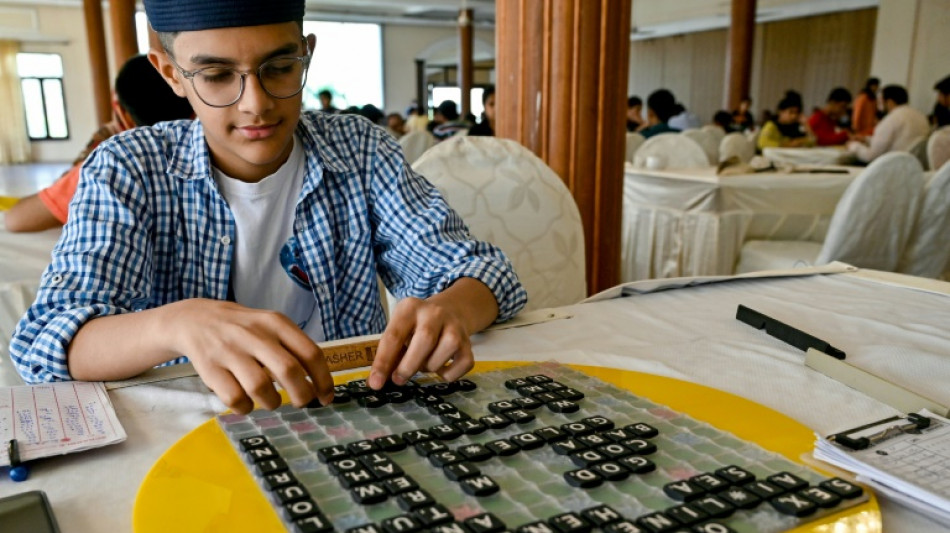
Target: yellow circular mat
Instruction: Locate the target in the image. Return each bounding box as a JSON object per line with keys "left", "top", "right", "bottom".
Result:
{"left": 134, "top": 362, "right": 879, "bottom": 532}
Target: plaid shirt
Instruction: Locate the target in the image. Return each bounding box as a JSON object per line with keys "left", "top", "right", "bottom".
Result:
{"left": 10, "top": 111, "right": 526, "bottom": 383}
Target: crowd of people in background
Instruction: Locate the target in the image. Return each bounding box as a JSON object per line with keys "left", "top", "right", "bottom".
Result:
{"left": 314, "top": 84, "right": 497, "bottom": 144}
{"left": 626, "top": 72, "right": 950, "bottom": 164}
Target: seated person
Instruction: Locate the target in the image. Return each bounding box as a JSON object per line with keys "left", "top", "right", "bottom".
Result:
{"left": 757, "top": 91, "right": 814, "bottom": 150}
{"left": 4, "top": 55, "right": 194, "bottom": 233}
{"left": 640, "top": 89, "right": 680, "bottom": 139}
{"left": 626, "top": 95, "right": 644, "bottom": 132}
{"left": 385, "top": 112, "right": 406, "bottom": 139}
{"left": 712, "top": 110, "right": 734, "bottom": 132}
{"left": 468, "top": 86, "right": 495, "bottom": 137}
{"left": 848, "top": 85, "right": 930, "bottom": 163}
{"left": 852, "top": 77, "right": 879, "bottom": 136}
{"left": 731, "top": 98, "right": 755, "bottom": 132}
{"left": 430, "top": 100, "right": 470, "bottom": 141}
{"left": 808, "top": 87, "right": 852, "bottom": 146}
{"left": 318, "top": 89, "right": 338, "bottom": 113}
{"left": 933, "top": 75, "right": 950, "bottom": 129}
{"left": 668, "top": 104, "right": 702, "bottom": 131}
{"left": 9, "top": 0, "right": 527, "bottom": 415}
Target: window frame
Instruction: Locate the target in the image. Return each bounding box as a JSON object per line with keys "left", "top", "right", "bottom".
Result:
{"left": 17, "top": 53, "right": 71, "bottom": 142}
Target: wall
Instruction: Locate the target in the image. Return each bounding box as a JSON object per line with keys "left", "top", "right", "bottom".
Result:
{"left": 871, "top": 0, "right": 950, "bottom": 114}
{"left": 2, "top": 3, "right": 97, "bottom": 162}
{"left": 627, "top": 8, "right": 877, "bottom": 125}
{"left": 382, "top": 24, "right": 495, "bottom": 116}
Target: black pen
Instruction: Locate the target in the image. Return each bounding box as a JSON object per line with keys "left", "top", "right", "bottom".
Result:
{"left": 736, "top": 305, "right": 846, "bottom": 359}
{"left": 7, "top": 439, "right": 30, "bottom": 482}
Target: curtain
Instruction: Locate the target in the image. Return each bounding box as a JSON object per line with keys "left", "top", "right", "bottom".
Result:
{"left": 0, "top": 40, "right": 31, "bottom": 165}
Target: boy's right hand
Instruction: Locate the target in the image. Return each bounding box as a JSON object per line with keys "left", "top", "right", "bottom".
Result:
{"left": 169, "top": 299, "right": 334, "bottom": 414}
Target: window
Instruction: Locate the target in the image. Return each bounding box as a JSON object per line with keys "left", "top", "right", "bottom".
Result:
{"left": 302, "top": 21, "right": 383, "bottom": 111}
{"left": 17, "top": 53, "right": 69, "bottom": 140}
{"left": 431, "top": 87, "right": 486, "bottom": 120}
{"left": 135, "top": 16, "right": 385, "bottom": 112}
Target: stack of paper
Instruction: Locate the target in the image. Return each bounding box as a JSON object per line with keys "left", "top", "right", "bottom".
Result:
{"left": 0, "top": 381, "right": 126, "bottom": 465}
{"left": 813, "top": 410, "right": 950, "bottom": 526}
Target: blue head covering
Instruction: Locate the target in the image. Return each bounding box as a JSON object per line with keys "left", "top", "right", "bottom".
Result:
{"left": 144, "top": 0, "right": 305, "bottom": 32}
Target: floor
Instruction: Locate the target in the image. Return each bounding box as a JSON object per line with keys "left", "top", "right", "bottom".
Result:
{"left": 0, "top": 163, "right": 70, "bottom": 197}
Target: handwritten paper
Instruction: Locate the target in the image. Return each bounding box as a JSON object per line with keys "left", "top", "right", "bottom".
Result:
{"left": 0, "top": 381, "right": 126, "bottom": 465}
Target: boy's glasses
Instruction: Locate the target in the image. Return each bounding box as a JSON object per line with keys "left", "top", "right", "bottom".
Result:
{"left": 165, "top": 38, "right": 311, "bottom": 108}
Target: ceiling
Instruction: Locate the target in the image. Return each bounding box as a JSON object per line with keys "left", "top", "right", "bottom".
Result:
{"left": 2, "top": 0, "right": 879, "bottom": 35}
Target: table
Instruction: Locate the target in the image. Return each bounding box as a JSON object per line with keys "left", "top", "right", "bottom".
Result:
{"left": 0, "top": 212, "right": 61, "bottom": 286}
{"left": 763, "top": 147, "right": 856, "bottom": 166}
{"left": 1, "top": 268, "right": 949, "bottom": 532}
{"left": 621, "top": 165, "right": 860, "bottom": 281}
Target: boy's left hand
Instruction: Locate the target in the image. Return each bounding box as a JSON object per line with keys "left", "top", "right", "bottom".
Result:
{"left": 368, "top": 278, "right": 499, "bottom": 389}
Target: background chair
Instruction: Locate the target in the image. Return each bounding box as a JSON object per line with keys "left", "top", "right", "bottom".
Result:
{"left": 632, "top": 133, "right": 708, "bottom": 169}
{"left": 907, "top": 135, "right": 930, "bottom": 170}
{"left": 701, "top": 124, "right": 726, "bottom": 147}
{"left": 735, "top": 153, "right": 925, "bottom": 273}
{"left": 897, "top": 161, "right": 950, "bottom": 278}
{"left": 397, "top": 130, "right": 436, "bottom": 164}
{"left": 681, "top": 129, "right": 719, "bottom": 165}
{"left": 625, "top": 132, "right": 645, "bottom": 164}
{"left": 927, "top": 126, "right": 950, "bottom": 171}
{"left": 408, "top": 136, "right": 587, "bottom": 312}
{"left": 719, "top": 132, "right": 756, "bottom": 163}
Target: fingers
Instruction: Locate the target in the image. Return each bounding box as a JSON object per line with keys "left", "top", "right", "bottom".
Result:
{"left": 196, "top": 363, "right": 255, "bottom": 415}
{"left": 277, "top": 328, "right": 334, "bottom": 406}
{"left": 371, "top": 297, "right": 476, "bottom": 388}
{"left": 370, "top": 298, "right": 420, "bottom": 389}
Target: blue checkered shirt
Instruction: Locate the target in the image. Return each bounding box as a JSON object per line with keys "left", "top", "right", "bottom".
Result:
{"left": 10, "top": 112, "right": 526, "bottom": 383}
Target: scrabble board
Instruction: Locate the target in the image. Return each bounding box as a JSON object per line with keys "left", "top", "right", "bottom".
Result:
{"left": 134, "top": 362, "right": 879, "bottom": 532}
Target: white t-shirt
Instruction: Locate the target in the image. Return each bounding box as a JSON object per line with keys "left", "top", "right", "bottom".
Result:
{"left": 212, "top": 136, "right": 325, "bottom": 342}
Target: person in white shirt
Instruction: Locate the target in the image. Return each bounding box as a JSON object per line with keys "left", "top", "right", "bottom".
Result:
{"left": 848, "top": 85, "right": 929, "bottom": 163}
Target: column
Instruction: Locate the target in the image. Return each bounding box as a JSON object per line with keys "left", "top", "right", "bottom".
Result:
{"left": 83, "top": 0, "right": 112, "bottom": 124}
{"left": 458, "top": 8, "right": 474, "bottom": 117}
{"left": 415, "top": 59, "right": 428, "bottom": 116}
{"left": 496, "top": 0, "right": 632, "bottom": 294}
{"left": 724, "top": 0, "right": 756, "bottom": 110}
{"left": 109, "top": 0, "right": 139, "bottom": 67}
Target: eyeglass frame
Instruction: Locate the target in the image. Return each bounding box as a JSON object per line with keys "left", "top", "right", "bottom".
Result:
{"left": 163, "top": 36, "right": 313, "bottom": 108}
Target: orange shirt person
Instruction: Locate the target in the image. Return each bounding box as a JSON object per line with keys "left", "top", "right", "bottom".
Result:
{"left": 852, "top": 77, "right": 880, "bottom": 138}
{"left": 5, "top": 54, "right": 193, "bottom": 232}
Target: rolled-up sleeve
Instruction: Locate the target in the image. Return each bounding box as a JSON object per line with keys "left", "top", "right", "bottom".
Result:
{"left": 9, "top": 143, "right": 154, "bottom": 383}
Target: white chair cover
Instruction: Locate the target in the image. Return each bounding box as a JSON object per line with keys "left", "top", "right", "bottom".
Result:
{"left": 397, "top": 130, "right": 436, "bottom": 164}
{"left": 719, "top": 132, "right": 756, "bottom": 163}
{"left": 411, "top": 136, "right": 587, "bottom": 311}
{"left": 680, "top": 129, "right": 718, "bottom": 165}
{"left": 625, "top": 132, "right": 645, "bottom": 164}
{"left": 927, "top": 127, "right": 950, "bottom": 172}
{"left": 702, "top": 124, "right": 726, "bottom": 147}
{"left": 736, "top": 153, "right": 925, "bottom": 273}
{"left": 897, "top": 161, "right": 950, "bottom": 278}
{"left": 632, "top": 133, "right": 708, "bottom": 169}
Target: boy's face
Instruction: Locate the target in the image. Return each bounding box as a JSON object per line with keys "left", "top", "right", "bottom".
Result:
{"left": 150, "top": 22, "right": 313, "bottom": 182}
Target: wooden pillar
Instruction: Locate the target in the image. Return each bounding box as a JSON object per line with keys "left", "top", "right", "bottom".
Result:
{"left": 109, "top": 0, "right": 139, "bottom": 66}
{"left": 415, "top": 59, "right": 428, "bottom": 116}
{"left": 458, "top": 8, "right": 474, "bottom": 117}
{"left": 496, "top": 0, "right": 631, "bottom": 295}
{"left": 83, "top": 0, "right": 112, "bottom": 124}
{"left": 724, "top": 0, "right": 757, "bottom": 110}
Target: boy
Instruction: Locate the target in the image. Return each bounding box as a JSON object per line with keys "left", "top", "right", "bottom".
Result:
{"left": 10, "top": 0, "right": 526, "bottom": 415}
{"left": 4, "top": 54, "right": 194, "bottom": 232}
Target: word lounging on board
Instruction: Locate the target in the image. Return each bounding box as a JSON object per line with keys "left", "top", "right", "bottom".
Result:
{"left": 215, "top": 363, "right": 867, "bottom": 533}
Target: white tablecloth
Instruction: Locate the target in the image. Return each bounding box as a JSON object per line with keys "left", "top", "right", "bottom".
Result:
{"left": 1, "top": 269, "right": 948, "bottom": 532}
{"left": 622, "top": 166, "right": 860, "bottom": 281}
{"left": 763, "top": 147, "right": 855, "bottom": 166}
